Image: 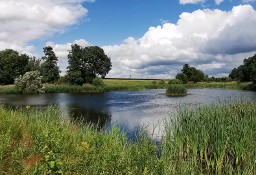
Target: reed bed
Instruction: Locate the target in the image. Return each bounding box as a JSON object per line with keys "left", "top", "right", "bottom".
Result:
{"left": 166, "top": 84, "right": 187, "bottom": 96}
{"left": 162, "top": 102, "right": 256, "bottom": 174}
{"left": 0, "top": 102, "right": 255, "bottom": 174}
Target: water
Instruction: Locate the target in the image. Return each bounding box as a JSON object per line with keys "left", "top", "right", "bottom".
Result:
{"left": 0, "top": 88, "right": 256, "bottom": 140}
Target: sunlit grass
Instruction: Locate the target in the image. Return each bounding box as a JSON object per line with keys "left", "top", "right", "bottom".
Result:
{"left": 0, "top": 102, "right": 255, "bottom": 174}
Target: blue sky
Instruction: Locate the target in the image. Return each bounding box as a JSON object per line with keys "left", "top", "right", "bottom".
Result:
{"left": 1, "top": 0, "right": 256, "bottom": 78}
{"left": 35, "top": 0, "right": 254, "bottom": 47}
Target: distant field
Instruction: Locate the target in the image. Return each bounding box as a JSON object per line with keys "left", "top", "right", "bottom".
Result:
{"left": 103, "top": 79, "right": 158, "bottom": 87}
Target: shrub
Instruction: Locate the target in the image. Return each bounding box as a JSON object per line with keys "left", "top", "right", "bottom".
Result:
{"left": 166, "top": 84, "right": 187, "bottom": 96}
{"left": 14, "top": 71, "right": 45, "bottom": 94}
{"left": 168, "top": 79, "right": 182, "bottom": 84}
{"left": 91, "top": 77, "right": 105, "bottom": 86}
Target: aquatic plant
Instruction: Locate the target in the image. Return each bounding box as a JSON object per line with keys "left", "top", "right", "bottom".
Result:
{"left": 166, "top": 84, "right": 187, "bottom": 96}
{"left": 0, "top": 102, "right": 255, "bottom": 174}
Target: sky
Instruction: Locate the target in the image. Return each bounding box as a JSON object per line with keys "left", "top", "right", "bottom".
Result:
{"left": 0, "top": 0, "right": 256, "bottom": 79}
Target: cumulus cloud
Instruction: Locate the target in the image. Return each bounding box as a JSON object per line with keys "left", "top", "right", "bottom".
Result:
{"left": 102, "top": 5, "right": 256, "bottom": 78}
{"left": 0, "top": 0, "right": 89, "bottom": 52}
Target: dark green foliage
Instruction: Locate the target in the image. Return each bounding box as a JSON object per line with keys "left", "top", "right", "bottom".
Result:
{"left": 66, "top": 44, "right": 86, "bottom": 85}
{"left": 91, "top": 77, "right": 105, "bottom": 86}
{"left": 27, "top": 56, "right": 41, "bottom": 71}
{"left": 229, "top": 54, "right": 256, "bottom": 83}
{"left": 66, "top": 44, "right": 112, "bottom": 85}
{"left": 40, "top": 46, "right": 60, "bottom": 83}
{"left": 0, "top": 49, "right": 30, "bottom": 84}
{"left": 166, "top": 84, "right": 187, "bottom": 96}
{"left": 181, "top": 64, "right": 205, "bottom": 82}
{"left": 175, "top": 73, "right": 188, "bottom": 84}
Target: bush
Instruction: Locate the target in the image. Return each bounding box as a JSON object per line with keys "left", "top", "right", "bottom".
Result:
{"left": 168, "top": 79, "right": 182, "bottom": 84}
{"left": 91, "top": 77, "right": 105, "bottom": 86}
{"left": 166, "top": 84, "right": 187, "bottom": 96}
{"left": 14, "top": 71, "right": 45, "bottom": 94}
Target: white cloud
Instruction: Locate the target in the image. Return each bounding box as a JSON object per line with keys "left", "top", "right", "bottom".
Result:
{"left": 179, "top": 0, "right": 205, "bottom": 5}
{"left": 102, "top": 5, "right": 256, "bottom": 78}
{"left": 0, "top": 0, "right": 89, "bottom": 52}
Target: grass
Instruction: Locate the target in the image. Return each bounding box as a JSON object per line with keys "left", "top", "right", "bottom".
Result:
{"left": 162, "top": 102, "right": 256, "bottom": 174}
{"left": 185, "top": 81, "right": 250, "bottom": 90}
{"left": 0, "top": 102, "right": 255, "bottom": 174}
{"left": 0, "top": 79, "right": 253, "bottom": 94}
{"left": 166, "top": 84, "right": 187, "bottom": 96}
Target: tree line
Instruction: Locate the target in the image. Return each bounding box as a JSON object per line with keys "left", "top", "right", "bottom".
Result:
{"left": 174, "top": 54, "right": 256, "bottom": 85}
{"left": 0, "top": 44, "right": 112, "bottom": 85}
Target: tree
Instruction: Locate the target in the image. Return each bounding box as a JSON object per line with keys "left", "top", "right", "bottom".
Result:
{"left": 181, "top": 64, "right": 205, "bottom": 82}
{"left": 15, "top": 71, "right": 45, "bottom": 94}
{"left": 0, "top": 49, "right": 30, "bottom": 84}
{"left": 66, "top": 44, "right": 84, "bottom": 85}
{"left": 229, "top": 54, "right": 256, "bottom": 83}
{"left": 28, "top": 56, "right": 41, "bottom": 71}
{"left": 175, "top": 73, "right": 188, "bottom": 84}
{"left": 66, "top": 44, "right": 112, "bottom": 85}
{"left": 40, "top": 46, "right": 60, "bottom": 83}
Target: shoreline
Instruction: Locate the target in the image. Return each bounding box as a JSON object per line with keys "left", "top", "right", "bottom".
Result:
{"left": 0, "top": 79, "right": 253, "bottom": 95}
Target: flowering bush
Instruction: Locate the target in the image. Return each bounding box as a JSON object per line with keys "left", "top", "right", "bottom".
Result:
{"left": 15, "top": 71, "right": 45, "bottom": 94}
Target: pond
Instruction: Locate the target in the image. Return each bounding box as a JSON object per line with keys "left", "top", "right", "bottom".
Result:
{"left": 0, "top": 88, "right": 256, "bottom": 140}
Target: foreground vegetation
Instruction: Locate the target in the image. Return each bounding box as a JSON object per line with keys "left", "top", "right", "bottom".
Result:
{"left": 0, "top": 102, "right": 255, "bottom": 174}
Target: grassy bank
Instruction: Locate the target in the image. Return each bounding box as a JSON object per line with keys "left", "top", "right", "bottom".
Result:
{"left": 0, "top": 102, "right": 255, "bottom": 174}
{"left": 185, "top": 81, "right": 250, "bottom": 90}
{"left": 0, "top": 80, "right": 253, "bottom": 94}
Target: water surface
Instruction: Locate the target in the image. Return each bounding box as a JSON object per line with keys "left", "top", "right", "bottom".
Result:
{"left": 1, "top": 88, "right": 255, "bottom": 140}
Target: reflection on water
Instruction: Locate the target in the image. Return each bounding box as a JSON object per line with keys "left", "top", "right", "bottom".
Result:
{"left": 67, "top": 107, "right": 111, "bottom": 129}
{"left": 0, "top": 88, "right": 256, "bottom": 140}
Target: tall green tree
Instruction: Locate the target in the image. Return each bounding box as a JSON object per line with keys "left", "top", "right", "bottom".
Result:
{"left": 181, "top": 64, "right": 205, "bottom": 82}
{"left": 175, "top": 73, "right": 188, "bottom": 84}
{"left": 0, "top": 49, "right": 30, "bottom": 84}
{"left": 66, "top": 44, "right": 84, "bottom": 85}
{"left": 40, "top": 46, "right": 60, "bottom": 83}
{"left": 229, "top": 54, "right": 256, "bottom": 83}
{"left": 66, "top": 44, "right": 112, "bottom": 85}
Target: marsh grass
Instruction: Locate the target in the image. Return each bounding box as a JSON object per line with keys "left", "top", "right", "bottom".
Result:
{"left": 185, "top": 82, "right": 250, "bottom": 90}
{"left": 162, "top": 102, "right": 256, "bottom": 174}
{"left": 0, "top": 102, "right": 256, "bottom": 174}
{"left": 166, "top": 84, "right": 187, "bottom": 96}
{"left": 0, "top": 85, "right": 18, "bottom": 94}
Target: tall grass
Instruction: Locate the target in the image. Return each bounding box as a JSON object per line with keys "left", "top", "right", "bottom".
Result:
{"left": 0, "top": 85, "right": 18, "bottom": 94}
{"left": 162, "top": 102, "right": 256, "bottom": 174}
{"left": 166, "top": 84, "right": 187, "bottom": 96}
{"left": 0, "top": 102, "right": 256, "bottom": 174}
{"left": 185, "top": 82, "right": 250, "bottom": 90}
{"left": 0, "top": 106, "right": 161, "bottom": 174}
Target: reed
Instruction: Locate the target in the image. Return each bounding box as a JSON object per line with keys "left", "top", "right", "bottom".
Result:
{"left": 166, "top": 84, "right": 187, "bottom": 96}
{"left": 162, "top": 102, "right": 256, "bottom": 174}
{"left": 0, "top": 102, "right": 255, "bottom": 174}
